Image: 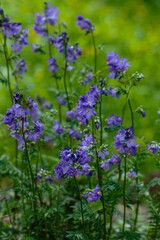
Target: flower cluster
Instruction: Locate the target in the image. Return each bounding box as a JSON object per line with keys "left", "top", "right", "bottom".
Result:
{"left": 83, "top": 185, "right": 102, "bottom": 203}
{"left": 55, "top": 148, "right": 93, "bottom": 179}
{"left": 37, "top": 167, "right": 52, "bottom": 182}
{"left": 3, "top": 92, "right": 43, "bottom": 150}
{"left": 0, "top": 8, "right": 29, "bottom": 52}
{"left": 107, "top": 52, "right": 131, "bottom": 79}
{"left": 48, "top": 57, "right": 59, "bottom": 74}
{"left": 69, "top": 85, "right": 100, "bottom": 126}
{"left": 33, "top": 2, "right": 60, "bottom": 37}
{"left": 76, "top": 15, "right": 94, "bottom": 32}
{"left": 101, "top": 153, "right": 121, "bottom": 171}
{"left": 53, "top": 121, "right": 65, "bottom": 134}
{"left": 12, "top": 59, "right": 27, "bottom": 76}
{"left": 113, "top": 127, "right": 139, "bottom": 156}
{"left": 106, "top": 114, "right": 122, "bottom": 128}
{"left": 69, "top": 128, "right": 82, "bottom": 140}
{"left": 147, "top": 141, "right": 159, "bottom": 154}
{"left": 57, "top": 96, "right": 67, "bottom": 106}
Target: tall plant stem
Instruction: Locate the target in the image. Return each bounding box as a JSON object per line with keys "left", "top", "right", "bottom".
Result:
{"left": 22, "top": 123, "right": 38, "bottom": 238}
{"left": 74, "top": 176, "right": 86, "bottom": 234}
{"left": 99, "top": 89, "right": 103, "bottom": 146}
{"left": 133, "top": 161, "right": 139, "bottom": 232}
{"left": 91, "top": 31, "right": 97, "bottom": 84}
{"left": 3, "top": 35, "right": 13, "bottom": 103}
{"left": 128, "top": 99, "right": 134, "bottom": 131}
{"left": 107, "top": 215, "right": 113, "bottom": 240}
{"left": 92, "top": 118, "right": 106, "bottom": 240}
{"left": 122, "top": 156, "right": 127, "bottom": 232}
{"left": 63, "top": 60, "right": 70, "bottom": 110}
{"left": 56, "top": 181, "right": 61, "bottom": 239}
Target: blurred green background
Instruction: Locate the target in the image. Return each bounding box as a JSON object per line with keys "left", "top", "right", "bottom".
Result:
{"left": 0, "top": 0, "right": 160, "bottom": 157}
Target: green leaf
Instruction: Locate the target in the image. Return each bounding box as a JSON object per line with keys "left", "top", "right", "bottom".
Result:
{"left": 88, "top": 199, "right": 102, "bottom": 212}
{"left": 66, "top": 231, "right": 89, "bottom": 240}
{"left": 116, "top": 231, "right": 141, "bottom": 240}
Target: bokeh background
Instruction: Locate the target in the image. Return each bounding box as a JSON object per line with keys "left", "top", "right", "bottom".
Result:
{"left": 0, "top": 0, "right": 160, "bottom": 160}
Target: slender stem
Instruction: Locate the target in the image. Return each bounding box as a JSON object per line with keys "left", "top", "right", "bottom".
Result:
{"left": 121, "top": 84, "right": 132, "bottom": 126}
{"left": 91, "top": 31, "right": 97, "bottom": 84}
{"left": 128, "top": 99, "right": 134, "bottom": 131}
{"left": 99, "top": 89, "right": 103, "bottom": 146}
{"left": 63, "top": 60, "right": 70, "bottom": 110}
{"left": 122, "top": 156, "right": 127, "bottom": 232}
{"left": 107, "top": 215, "right": 113, "bottom": 240}
{"left": 92, "top": 117, "right": 106, "bottom": 240}
{"left": 22, "top": 121, "right": 38, "bottom": 238}
{"left": 74, "top": 176, "right": 85, "bottom": 234}
{"left": 3, "top": 34, "right": 13, "bottom": 103}
{"left": 133, "top": 161, "right": 139, "bottom": 231}
{"left": 56, "top": 181, "right": 61, "bottom": 239}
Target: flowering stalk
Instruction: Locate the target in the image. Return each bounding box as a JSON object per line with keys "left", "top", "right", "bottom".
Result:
{"left": 56, "top": 181, "right": 61, "bottom": 239}
{"left": 91, "top": 31, "right": 97, "bottom": 85}
{"left": 74, "top": 176, "right": 86, "bottom": 234}
{"left": 122, "top": 156, "right": 127, "bottom": 232}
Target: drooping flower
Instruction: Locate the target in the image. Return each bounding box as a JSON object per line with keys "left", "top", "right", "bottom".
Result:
{"left": 57, "top": 96, "right": 67, "bottom": 106}
{"left": 12, "top": 59, "right": 27, "bottom": 76}
{"left": 108, "top": 86, "right": 121, "bottom": 98}
{"left": 98, "top": 148, "right": 109, "bottom": 159}
{"left": 147, "top": 141, "right": 159, "bottom": 154}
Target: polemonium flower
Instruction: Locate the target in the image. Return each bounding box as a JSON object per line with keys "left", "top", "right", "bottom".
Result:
{"left": 48, "top": 57, "right": 59, "bottom": 74}
{"left": 53, "top": 121, "right": 65, "bottom": 134}
{"left": 106, "top": 114, "right": 122, "bottom": 128}
{"left": 69, "top": 128, "right": 81, "bottom": 140}
{"left": 128, "top": 170, "right": 138, "bottom": 179}
{"left": 147, "top": 141, "right": 159, "bottom": 154}
{"left": 107, "top": 52, "right": 131, "bottom": 79}
{"left": 12, "top": 59, "right": 27, "bottom": 76}
{"left": 76, "top": 15, "right": 94, "bottom": 32}
{"left": 57, "top": 96, "right": 67, "bottom": 106}
{"left": 98, "top": 148, "right": 109, "bottom": 159}
{"left": 108, "top": 86, "right": 121, "bottom": 98}
{"left": 83, "top": 185, "right": 102, "bottom": 203}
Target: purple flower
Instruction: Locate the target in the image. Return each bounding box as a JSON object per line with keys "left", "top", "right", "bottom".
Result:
{"left": 76, "top": 15, "right": 94, "bottom": 32}
{"left": 13, "top": 91, "right": 22, "bottom": 104}
{"left": 114, "top": 127, "right": 139, "bottom": 156}
{"left": 98, "top": 148, "right": 109, "bottom": 159}
{"left": 33, "top": 3, "right": 60, "bottom": 37}
{"left": 10, "top": 28, "right": 29, "bottom": 53}
{"left": 36, "top": 95, "right": 53, "bottom": 109}
{"left": 128, "top": 170, "right": 138, "bottom": 179}
{"left": 53, "top": 121, "right": 65, "bottom": 134}
{"left": 48, "top": 58, "right": 59, "bottom": 74}
{"left": 108, "top": 86, "right": 121, "bottom": 98}
{"left": 107, "top": 52, "right": 131, "bottom": 79}
{"left": 69, "top": 128, "right": 81, "bottom": 140}
{"left": 106, "top": 114, "right": 122, "bottom": 128}
{"left": 57, "top": 96, "right": 67, "bottom": 106}
{"left": 80, "top": 134, "right": 94, "bottom": 150}
{"left": 12, "top": 59, "right": 27, "bottom": 76}
{"left": 83, "top": 185, "right": 102, "bottom": 203}
{"left": 158, "top": 108, "right": 160, "bottom": 116}
{"left": 147, "top": 141, "right": 159, "bottom": 154}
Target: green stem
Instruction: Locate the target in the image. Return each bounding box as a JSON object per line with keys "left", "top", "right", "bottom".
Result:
{"left": 3, "top": 35, "right": 13, "bottom": 103}
{"left": 74, "top": 176, "right": 86, "bottom": 234}
{"left": 92, "top": 117, "right": 106, "bottom": 240}
{"left": 91, "top": 31, "right": 97, "bottom": 85}
{"left": 128, "top": 99, "right": 134, "bottom": 131}
{"left": 56, "top": 181, "right": 61, "bottom": 239}
{"left": 122, "top": 156, "right": 127, "bottom": 232}
{"left": 63, "top": 60, "right": 70, "bottom": 110}
{"left": 99, "top": 88, "right": 103, "bottom": 146}
{"left": 133, "top": 162, "right": 139, "bottom": 231}
{"left": 107, "top": 215, "right": 113, "bottom": 240}
{"left": 22, "top": 122, "right": 38, "bottom": 238}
